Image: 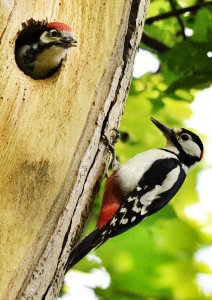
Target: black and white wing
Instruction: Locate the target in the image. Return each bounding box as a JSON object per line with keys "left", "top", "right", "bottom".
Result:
{"left": 100, "top": 156, "right": 186, "bottom": 241}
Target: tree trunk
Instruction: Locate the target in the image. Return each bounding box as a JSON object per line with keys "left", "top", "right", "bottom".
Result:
{"left": 0, "top": 1, "right": 149, "bottom": 299}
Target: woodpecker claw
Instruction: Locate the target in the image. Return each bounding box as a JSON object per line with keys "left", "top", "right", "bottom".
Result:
{"left": 102, "top": 129, "right": 120, "bottom": 171}
{"left": 105, "top": 171, "right": 109, "bottom": 179}
{"left": 111, "top": 128, "right": 120, "bottom": 144}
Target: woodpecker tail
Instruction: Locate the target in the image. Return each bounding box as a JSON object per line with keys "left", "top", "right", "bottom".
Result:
{"left": 65, "top": 228, "right": 104, "bottom": 272}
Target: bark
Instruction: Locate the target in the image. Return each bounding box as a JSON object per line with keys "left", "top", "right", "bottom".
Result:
{"left": 0, "top": 1, "right": 150, "bottom": 299}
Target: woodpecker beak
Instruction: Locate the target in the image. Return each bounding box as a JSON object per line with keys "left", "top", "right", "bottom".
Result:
{"left": 65, "top": 37, "right": 77, "bottom": 47}
{"left": 150, "top": 117, "right": 175, "bottom": 142}
{"left": 48, "top": 33, "right": 77, "bottom": 48}
{"left": 60, "top": 36, "right": 77, "bottom": 47}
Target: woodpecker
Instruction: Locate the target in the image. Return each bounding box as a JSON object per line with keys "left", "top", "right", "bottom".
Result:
{"left": 15, "top": 21, "right": 77, "bottom": 79}
{"left": 65, "top": 118, "right": 203, "bottom": 271}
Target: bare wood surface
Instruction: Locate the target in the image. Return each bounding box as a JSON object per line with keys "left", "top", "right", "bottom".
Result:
{"left": 0, "top": 1, "right": 149, "bottom": 299}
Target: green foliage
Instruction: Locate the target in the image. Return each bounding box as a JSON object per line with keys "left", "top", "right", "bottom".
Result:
{"left": 145, "top": 3, "right": 212, "bottom": 98}
{"left": 161, "top": 40, "right": 211, "bottom": 92}
{"left": 64, "top": 1, "right": 212, "bottom": 299}
{"left": 192, "top": 8, "right": 212, "bottom": 42}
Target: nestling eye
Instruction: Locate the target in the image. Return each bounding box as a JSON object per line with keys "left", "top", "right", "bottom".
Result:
{"left": 50, "top": 29, "right": 59, "bottom": 37}
{"left": 181, "top": 133, "right": 190, "bottom": 141}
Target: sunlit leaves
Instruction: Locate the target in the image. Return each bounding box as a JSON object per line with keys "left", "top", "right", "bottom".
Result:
{"left": 192, "top": 8, "right": 212, "bottom": 42}
{"left": 160, "top": 40, "right": 212, "bottom": 92}
{"left": 144, "top": 3, "right": 212, "bottom": 98}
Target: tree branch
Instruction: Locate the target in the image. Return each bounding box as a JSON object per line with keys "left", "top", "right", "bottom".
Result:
{"left": 146, "top": 1, "right": 212, "bottom": 25}
{"left": 168, "top": 0, "right": 186, "bottom": 39}
{"left": 141, "top": 32, "right": 170, "bottom": 53}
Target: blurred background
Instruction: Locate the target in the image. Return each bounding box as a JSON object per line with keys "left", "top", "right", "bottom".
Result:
{"left": 60, "top": 0, "right": 212, "bottom": 299}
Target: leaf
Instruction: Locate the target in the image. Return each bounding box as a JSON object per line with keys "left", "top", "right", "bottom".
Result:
{"left": 160, "top": 40, "right": 212, "bottom": 92}
{"left": 192, "top": 8, "right": 212, "bottom": 42}
{"left": 166, "top": 72, "right": 212, "bottom": 93}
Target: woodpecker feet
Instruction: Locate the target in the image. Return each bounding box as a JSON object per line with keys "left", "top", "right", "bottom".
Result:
{"left": 102, "top": 129, "right": 120, "bottom": 171}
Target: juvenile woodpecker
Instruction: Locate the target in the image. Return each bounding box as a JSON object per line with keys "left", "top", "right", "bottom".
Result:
{"left": 15, "top": 21, "right": 77, "bottom": 79}
{"left": 66, "top": 118, "right": 203, "bottom": 271}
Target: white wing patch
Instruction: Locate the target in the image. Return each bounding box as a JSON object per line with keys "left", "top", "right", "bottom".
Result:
{"left": 140, "top": 207, "right": 148, "bottom": 215}
{"left": 118, "top": 149, "right": 178, "bottom": 194}
{"left": 133, "top": 166, "right": 180, "bottom": 216}
{"left": 110, "top": 217, "right": 117, "bottom": 226}
{"left": 132, "top": 200, "right": 141, "bottom": 213}
{"left": 140, "top": 188, "right": 159, "bottom": 205}
{"left": 158, "top": 166, "right": 180, "bottom": 195}
{"left": 120, "top": 218, "right": 128, "bottom": 225}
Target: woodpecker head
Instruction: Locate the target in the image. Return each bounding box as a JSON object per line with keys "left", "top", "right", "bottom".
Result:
{"left": 15, "top": 21, "right": 77, "bottom": 79}
{"left": 151, "top": 117, "right": 204, "bottom": 167}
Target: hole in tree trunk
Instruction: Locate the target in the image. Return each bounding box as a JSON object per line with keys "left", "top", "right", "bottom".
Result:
{"left": 15, "top": 19, "right": 77, "bottom": 80}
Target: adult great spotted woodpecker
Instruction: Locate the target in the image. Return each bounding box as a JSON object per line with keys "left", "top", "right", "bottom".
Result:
{"left": 65, "top": 118, "right": 203, "bottom": 271}
{"left": 15, "top": 20, "right": 77, "bottom": 79}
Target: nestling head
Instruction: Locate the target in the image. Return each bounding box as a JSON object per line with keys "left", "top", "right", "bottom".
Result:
{"left": 39, "top": 22, "right": 77, "bottom": 48}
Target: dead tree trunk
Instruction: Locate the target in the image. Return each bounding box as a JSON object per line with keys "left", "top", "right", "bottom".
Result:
{"left": 0, "top": 1, "right": 150, "bottom": 299}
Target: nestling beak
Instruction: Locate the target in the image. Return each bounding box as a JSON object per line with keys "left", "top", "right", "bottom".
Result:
{"left": 62, "top": 36, "right": 77, "bottom": 47}
{"left": 69, "top": 37, "right": 77, "bottom": 47}
{"left": 150, "top": 117, "right": 175, "bottom": 142}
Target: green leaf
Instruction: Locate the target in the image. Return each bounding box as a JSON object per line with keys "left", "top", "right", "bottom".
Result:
{"left": 192, "top": 8, "right": 212, "bottom": 42}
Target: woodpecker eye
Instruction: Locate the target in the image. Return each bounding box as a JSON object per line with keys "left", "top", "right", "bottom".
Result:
{"left": 50, "top": 29, "right": 59, "bottom": 37}
{"left": 181, "top": 133, "right": 190, "bottom": 141}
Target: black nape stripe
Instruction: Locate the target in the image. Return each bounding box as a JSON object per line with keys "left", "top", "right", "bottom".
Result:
{"left": 160, "top": 148, "right": 178, "bottom": 157}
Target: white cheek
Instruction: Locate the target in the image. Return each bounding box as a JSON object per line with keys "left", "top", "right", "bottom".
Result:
{"left": 180, "top": 140, "right": 201, "bottom": 157}
{"left": 40, "top": 32, "right": 50, "bottom": 44}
